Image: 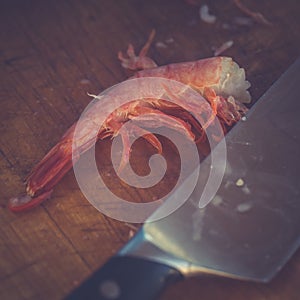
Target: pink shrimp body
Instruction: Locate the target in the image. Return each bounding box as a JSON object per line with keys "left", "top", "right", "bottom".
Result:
{"left": 8, "top": 31, "right": 251, "bottom": 212}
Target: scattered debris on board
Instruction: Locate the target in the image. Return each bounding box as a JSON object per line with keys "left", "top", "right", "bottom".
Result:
{"left": 199, "top": 4, "right": 217, "bottom": 24}
{"left": 184, "top": 0, "right": 271, "bottom": 27}
{"left": 235, "top": 178, "right": 245, "bottom": 187}
{"left": 213, "top": 40, "right": 234, "bottom": 56}
{"left": 128, "top": 230, "right": 134, "bottom": 239}
{"left": 155, "top": 41, "right": 168, "bottom": 49}
{"left": 155, "top": 37, "right": 175, "bottom": 50}
{"left": 236, "top": 202, "right": 252, "bottom": 213}
{"left": 234, "top": 0, "right": 272, "bottom": 26}
{"left": 124, "top": 222, "right": 139, "bottom": 239}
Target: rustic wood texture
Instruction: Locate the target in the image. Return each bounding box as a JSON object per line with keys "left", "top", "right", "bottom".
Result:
{"left": 0, "top": 0, "right": 299, "bottom": 299}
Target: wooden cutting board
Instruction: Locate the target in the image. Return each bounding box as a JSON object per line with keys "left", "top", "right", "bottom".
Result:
{"left": 0, "top": 0, "right": 299, "bottom": 299}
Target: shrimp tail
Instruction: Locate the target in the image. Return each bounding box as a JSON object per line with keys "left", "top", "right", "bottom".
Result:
{"left": 8, "top": 139, "right": 74, "bottom": 211}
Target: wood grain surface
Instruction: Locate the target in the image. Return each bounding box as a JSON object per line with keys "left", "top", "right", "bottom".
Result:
{"left": 0, "top": 0, "right": 299, "bottom": 299}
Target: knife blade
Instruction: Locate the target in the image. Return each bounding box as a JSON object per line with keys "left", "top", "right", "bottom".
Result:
{"left": 65, "top": 57, "right": 300, "bottom": 300}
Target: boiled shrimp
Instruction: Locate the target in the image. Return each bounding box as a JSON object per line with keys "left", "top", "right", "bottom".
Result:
{"left": 8, "top": 31, "right": 250, "bottom": 212}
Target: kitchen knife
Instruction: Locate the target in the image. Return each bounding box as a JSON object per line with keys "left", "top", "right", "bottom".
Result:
{"left": 65, "top": 57, "right": 300, "bottom": 300}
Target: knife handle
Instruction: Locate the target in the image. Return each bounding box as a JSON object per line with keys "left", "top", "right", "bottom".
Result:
{"left": 65, "top": 256, "right": 183, "bottom": 300}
